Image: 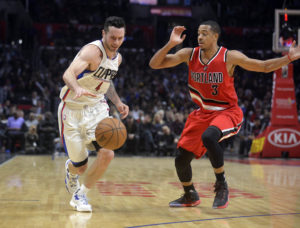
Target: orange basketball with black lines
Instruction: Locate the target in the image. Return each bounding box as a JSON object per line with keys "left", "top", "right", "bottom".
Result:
{"left": 95, "top": 117, "right": 127, "bottom": 150}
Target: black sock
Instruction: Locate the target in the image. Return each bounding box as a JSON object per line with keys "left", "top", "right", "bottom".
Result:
{"left": 183, "top": 184, "right": 196, "bottom": 193}
{"left": 215, "top": 172, "right": 225, "bottom": 182}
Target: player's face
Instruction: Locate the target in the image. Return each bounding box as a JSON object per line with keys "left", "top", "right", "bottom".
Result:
{"left": 102, "top": 26, "right": 125, "bottom": 53}
{"left": 197, "top": 25, "right": 218, "bottom": 49}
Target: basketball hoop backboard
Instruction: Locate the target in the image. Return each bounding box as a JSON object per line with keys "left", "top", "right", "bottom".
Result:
{"left": 273, "top": 9, "right": 300, "bottom": 53}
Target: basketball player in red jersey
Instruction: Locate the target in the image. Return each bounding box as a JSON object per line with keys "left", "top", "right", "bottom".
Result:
{"left": 149, "top": 21, "right": 300, "bottom": 209}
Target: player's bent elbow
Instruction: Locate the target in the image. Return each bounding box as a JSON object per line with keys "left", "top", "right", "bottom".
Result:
{"left": 149, "top": 59, "right": 164, "bottom": 69}
{"left": 62, "top": 72, "right": 68, "bottom": 82}
{"left": 62, "top": 71, "right": 73, "bottom": 84}
{"left": 149, "top": 62, "right": 158, "bottom": 69}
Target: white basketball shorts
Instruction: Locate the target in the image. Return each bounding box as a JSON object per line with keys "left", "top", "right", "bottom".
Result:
{"left": 58, "top": 100, "right": 109, "bottom": 163}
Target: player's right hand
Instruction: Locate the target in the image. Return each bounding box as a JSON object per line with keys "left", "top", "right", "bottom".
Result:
{"left": 288, "top": 40, "right": 300, "bottom": 61}
{"left": 73, "top": 87, "right": 97, "bottom": 99}
{"left": 169, "top": 26, "right": 186, "bottom": 46}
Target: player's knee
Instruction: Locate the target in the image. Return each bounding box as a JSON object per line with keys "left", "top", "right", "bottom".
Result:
{"left": 175, "top": 156, "right": 188, "bottom": 169}
{"left": 202, "top": 126, "right": 222, "bottom": 147}
{"left": 175, "top": 156, "right": 183, "bottom": 169}
{"left": 99, "top": 148, "right": 114, "bottom": 163}
{"left": 71, "top": 158, "right": 88, "bottom": 174}
{"left": 175, "top": 148, "right": 194, "bottom": 169}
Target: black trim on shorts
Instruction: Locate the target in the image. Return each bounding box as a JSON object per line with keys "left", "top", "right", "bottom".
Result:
{"left": 72, "top": 157, "right": 88, "bottom": 167}
{"left": 221, "top": 121, "right": 243, "bottom": 137}
{"left": 92, "top": 141, "right": 102, "bottom": 152}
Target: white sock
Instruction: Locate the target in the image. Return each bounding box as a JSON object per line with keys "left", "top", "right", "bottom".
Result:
{"left": 79, "top": 184, "right": 90, "bottom": 194}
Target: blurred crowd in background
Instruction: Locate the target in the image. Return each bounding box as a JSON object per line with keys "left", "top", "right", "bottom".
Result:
{"left": 0, "top": 0, "right": 299, "bottom": 157}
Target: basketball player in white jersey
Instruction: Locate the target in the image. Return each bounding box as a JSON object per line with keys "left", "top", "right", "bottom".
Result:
{"left": 58, "top": 16, "right": 129, "bottom": 212}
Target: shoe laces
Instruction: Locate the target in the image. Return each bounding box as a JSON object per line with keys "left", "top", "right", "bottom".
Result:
{"left": 214, "top": 181, "right": 228, "bottom": 198}
{"left": 174, "top": 193, "right": 188, "bottom": 202}
{"left": 182, "top": 191, "right": 196, "bottom": 201}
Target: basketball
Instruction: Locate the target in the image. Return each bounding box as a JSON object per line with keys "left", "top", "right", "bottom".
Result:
{"left": 95, "top": 117, "right": 127, "bottom": 150}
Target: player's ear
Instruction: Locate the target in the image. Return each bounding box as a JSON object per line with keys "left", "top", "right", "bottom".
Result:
{"left": 214, "top": 33, "right": 219, "bottom": 42}
{"left": 102, "top": 29, "right": 105, "bottom": 38}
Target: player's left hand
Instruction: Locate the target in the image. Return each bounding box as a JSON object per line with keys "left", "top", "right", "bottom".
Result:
{"left": 169, "top": 26, "right": 186, "bottom": 46}
{"left": 288, "top": 41, "right": 300, "bottom": 61}
{"left": 116, "top": 102, "right": 129, "bottom": 119}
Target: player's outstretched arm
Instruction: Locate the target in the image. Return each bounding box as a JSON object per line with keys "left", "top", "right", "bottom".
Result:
{"left": 227, "top": 41, "right": 300, "bottom": 73}
{"left": 63, "top": 45, "right": 97, "bottom": 99}
{"left": 149, "top": 26, "right": 191, "bottom": 69}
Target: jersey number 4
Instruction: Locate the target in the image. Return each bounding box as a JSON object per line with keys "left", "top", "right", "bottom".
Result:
{"left": 211, "top": 85, "right": 218, "bottom": 96}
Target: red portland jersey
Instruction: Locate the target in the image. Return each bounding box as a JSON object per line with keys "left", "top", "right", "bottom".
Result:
{"left": 188, "top": 46, "right": 238, "bottom": 113}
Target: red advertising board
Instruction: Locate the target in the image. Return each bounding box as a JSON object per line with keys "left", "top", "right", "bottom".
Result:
{"left": 270, "top": 64, "right": 298, "bottom": 126}
{"left": 250, "top": 64, "right": 300, "bottom": 158}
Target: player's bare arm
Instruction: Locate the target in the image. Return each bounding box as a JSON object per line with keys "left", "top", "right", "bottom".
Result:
{"left": 106, "top": 81, "right": 129, "bottom": 119}
{"left": 62, "top": 44, "right": 100, "bottom": 99}
{"left": 149, "top": 26, "right": 192, "bottom": 69}
{"left": 227, "top": 41, "right": 300, "bottom": 73}
{"left": 106, "top": 53, "right": 129, "bottom": 119}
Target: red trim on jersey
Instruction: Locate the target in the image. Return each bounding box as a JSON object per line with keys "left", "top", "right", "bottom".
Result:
{"left": 62, "top": 89, "right": 70, "bottom": 101}
{"left": 60, "top": 102, "right": 66, "bottom": 144}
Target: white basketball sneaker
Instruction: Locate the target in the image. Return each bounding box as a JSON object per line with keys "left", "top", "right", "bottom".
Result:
{"left": 70, "top": 189, "right": 92, "bottom": 212}
{"left": 65, "top": 159, "right": 80, "bottom": 194}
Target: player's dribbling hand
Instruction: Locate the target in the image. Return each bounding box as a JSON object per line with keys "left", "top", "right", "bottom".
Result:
{"left": 288, "top": 40, "right": 300, "bottom": 61}
{"left": 73, "top": 87, "right": 97, "bottom": 99}
{"left": 169, "top": 26, "right": 187, "bottom": 46}
{"left": 116, "top": 103, "right": 129, "bottom": 119}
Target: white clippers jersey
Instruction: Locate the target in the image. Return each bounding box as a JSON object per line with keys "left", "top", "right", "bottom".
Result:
{"left": 59, "top": 40, "right": 119, "bottom": 105}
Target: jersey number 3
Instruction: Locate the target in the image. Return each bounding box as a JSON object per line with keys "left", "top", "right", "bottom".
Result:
{"left": 211, "top": 85, "right": 218, "bottom": 96}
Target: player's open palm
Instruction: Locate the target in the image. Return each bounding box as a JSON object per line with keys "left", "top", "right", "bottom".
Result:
{"left": 73, "top": 87, "right": 96, "bottom": 99}
{"left": 169, "top": 26, "right": 186, "bottom": 46}
{"left": 288, "top": 41, "right": 300, "bottom": 61}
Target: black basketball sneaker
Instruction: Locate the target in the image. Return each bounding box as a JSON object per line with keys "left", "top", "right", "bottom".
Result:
{"left": 212, "top": 180, "right": 229, "bottom": 209}
{"left": 169, "top": 190, "right": 201, "bottom": 207}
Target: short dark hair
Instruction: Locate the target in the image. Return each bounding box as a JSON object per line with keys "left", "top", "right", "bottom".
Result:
{"left": 104, "top": 16, "right": 126, "bottom": 32}
{"left": 200, "top": 20, "right": 221, "bottom": 35}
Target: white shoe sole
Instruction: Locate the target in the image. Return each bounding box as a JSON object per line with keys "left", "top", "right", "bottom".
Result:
{"left": 70, "top": 200, "right": 92, "bottom": 212}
